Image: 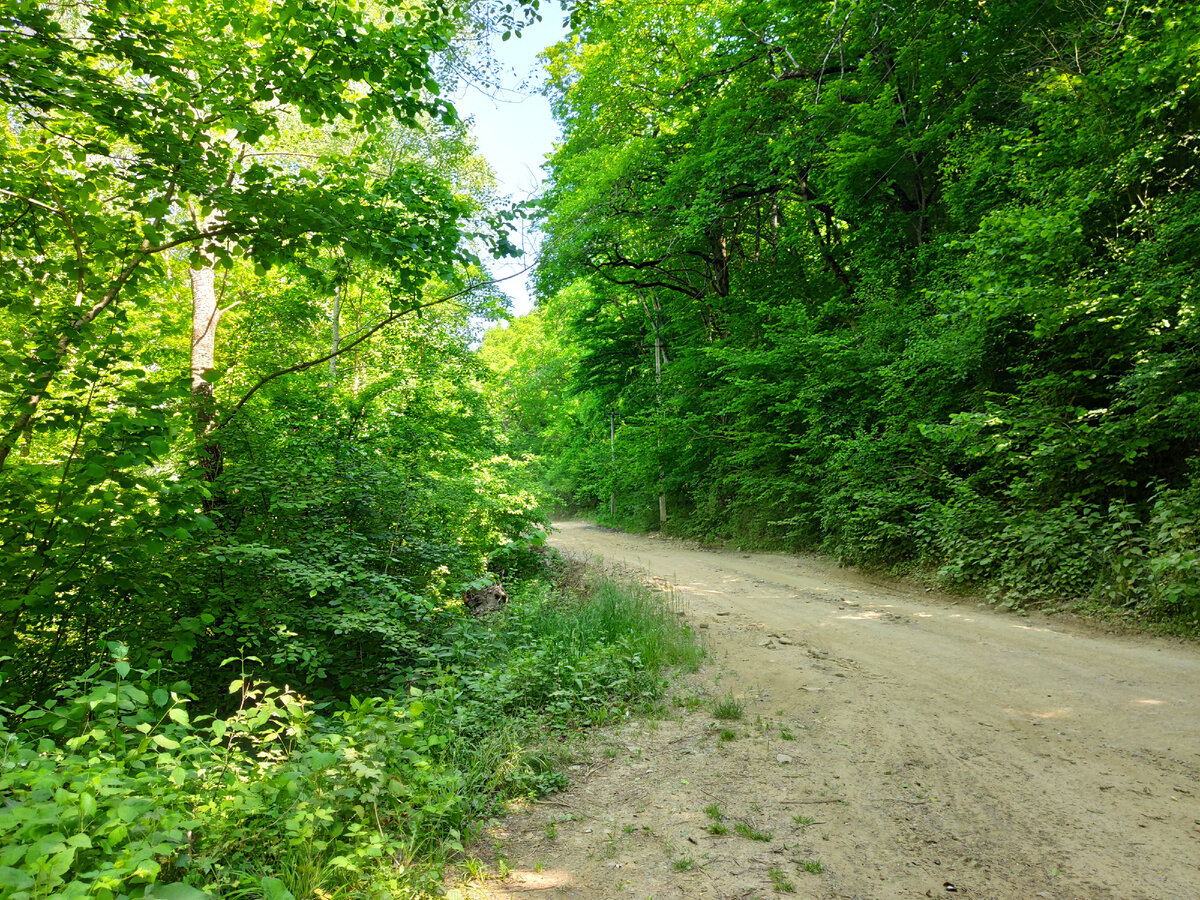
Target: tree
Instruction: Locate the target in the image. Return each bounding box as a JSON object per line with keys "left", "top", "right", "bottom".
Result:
{"left": 0, "top": 0, "right": 483, "bottom": 463}
{"left": 0, "top": 0, "right": 542, "bottom": 688}
{"left": 515, "top": 0, "right": 1200, "bottom": 616}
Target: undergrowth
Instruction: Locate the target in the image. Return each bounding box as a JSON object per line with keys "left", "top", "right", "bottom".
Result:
{"left": 0, "top": 572, "right": 702, "bottom": 899}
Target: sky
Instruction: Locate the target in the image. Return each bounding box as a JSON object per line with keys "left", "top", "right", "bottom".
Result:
{"left": 452, "top": 13, "right": 568, "bottom": 318}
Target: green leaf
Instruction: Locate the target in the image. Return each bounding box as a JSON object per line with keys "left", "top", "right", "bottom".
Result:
{"left": 261, "top": 876, "right": 296, "bottom": 900}
{"left": 146, "top": 884, "right": 212, "bottom": 900}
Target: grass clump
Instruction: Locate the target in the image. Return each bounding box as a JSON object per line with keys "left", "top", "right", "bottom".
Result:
{"left": 700, "top": 806, "right": 729, "bottom": 835}
{"left": 511, "top": 577, "right": 705, "bottom": 681}
{"left": 711, "top": 693, "right": 744, "bottom": 720}
{"left": 769, "top": 868, "right": 796, "bottom": 892}
{"left": 734, "top": 822, "right": 773, "bottom": 842}
{"left": 704, "top": 804, "right": 729, "bottom": 834}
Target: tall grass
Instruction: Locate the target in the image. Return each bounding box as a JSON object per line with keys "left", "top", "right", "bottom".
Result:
{"left": 509, "top": 576, "right": 705, "bottom": 673}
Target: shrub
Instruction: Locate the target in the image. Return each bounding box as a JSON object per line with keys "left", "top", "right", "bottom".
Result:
{"left": 0, "top": 569, "right": 704, "bottom": 898}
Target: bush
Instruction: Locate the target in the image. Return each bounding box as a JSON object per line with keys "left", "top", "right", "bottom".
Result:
{"left": 928, "top": 475, "right": 1200, "bottom": 622}
{"left": 0, "top": 568, "right": 704, "bottom": 899}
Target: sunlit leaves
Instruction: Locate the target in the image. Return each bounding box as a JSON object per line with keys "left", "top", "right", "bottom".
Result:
{"left": 522, "top": 0, "right": 1200, "bottom": 616}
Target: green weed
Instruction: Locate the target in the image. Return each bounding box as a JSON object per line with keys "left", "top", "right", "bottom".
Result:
{"left": 769, "top": 868, "right": 796, "bottom": 892}
{"left": 712, "top": 693, "right": 744, "bottom": 720}
{"left": 0, "top": 571, "right": 705, "bottom": 900}
{"left": 734, "top": 822, "right": 772, "bottom": 842}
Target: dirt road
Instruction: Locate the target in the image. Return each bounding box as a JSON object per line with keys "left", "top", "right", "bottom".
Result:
{"left": 470, "top": 523, "right": 1200, "bottom": 900}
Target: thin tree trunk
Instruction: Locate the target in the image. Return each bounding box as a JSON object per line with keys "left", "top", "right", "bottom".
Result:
{"left": 638, "top": 292, "right": 670, "bottom": 527}
{"left": 610, "top": 408, "right": 616, "bottom": 518}
{"left": 353, "top": 284, "right": 363, "bottom": 393}
{"left": 330, "top": 283, "right": 341, "bottom": 378}
{"left": 0, "top": 364, "right": 55, "bottom": 472}
{"left": 654, "top": 326, "right": 667, "bottom": 527}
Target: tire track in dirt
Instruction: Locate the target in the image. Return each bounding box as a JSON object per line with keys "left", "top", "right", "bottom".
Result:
{"left": 461, "top": 523, "right": 1200, "bottom": 900}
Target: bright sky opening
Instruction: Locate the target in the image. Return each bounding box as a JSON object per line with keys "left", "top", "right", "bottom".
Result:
{"left": 454, "top": 13, "right": 566, "bottom": 318}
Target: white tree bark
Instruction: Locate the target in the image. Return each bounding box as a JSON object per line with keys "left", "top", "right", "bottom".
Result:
{"left": 189, "top": 260, "right": 224, "bottom": 485}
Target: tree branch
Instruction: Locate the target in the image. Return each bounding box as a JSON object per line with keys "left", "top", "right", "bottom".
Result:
{"left": 213, "top": 267, "right": 530, "bottom": 430}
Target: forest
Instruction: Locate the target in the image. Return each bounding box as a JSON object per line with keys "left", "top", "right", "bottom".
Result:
{"left": 1, "top": 0, "right": 1197, "bottom": 897}
{"left": 0, "top": 1, "right": 701, "bottom": 897}
{"left": 486, "top": 0, "right": 1200, "bottom": 621}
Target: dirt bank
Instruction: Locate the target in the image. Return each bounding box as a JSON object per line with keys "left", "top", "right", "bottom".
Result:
{"left": 464, "top": 522, "right": 1200, "bottom": 899}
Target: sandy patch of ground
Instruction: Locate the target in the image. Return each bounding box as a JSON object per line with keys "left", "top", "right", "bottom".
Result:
{"left": 458, "top": 523, "right": 1200, "bottom": 900}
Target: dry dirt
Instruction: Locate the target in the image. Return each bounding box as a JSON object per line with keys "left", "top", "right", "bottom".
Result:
{"left": 459, "top": 522, "right": 1200, "bottom": 900}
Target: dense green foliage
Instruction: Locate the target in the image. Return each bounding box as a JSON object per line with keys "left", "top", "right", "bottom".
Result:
{"left": 6, "top": 0, "right": 1197, "bottom": 893}
{"left": 0, "top": 1, "right": 707, "bottom": 896}
{"left": 0, "top": 576, "right": 700, "bottom": 898}
{"left": 0, "top": 0, "right": 537, "bottom": 696}
{"left": 485, "top": 0, "right": 1200, "bottom": 622}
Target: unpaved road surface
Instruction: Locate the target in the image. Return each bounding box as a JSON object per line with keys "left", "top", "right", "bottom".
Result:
{"left": 467, "top": 523, "right": 1200, "bottom": 900}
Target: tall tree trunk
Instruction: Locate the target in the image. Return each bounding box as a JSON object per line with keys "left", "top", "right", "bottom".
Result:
{"left": 190, "top": 261, "right": 223, "bottom": 487}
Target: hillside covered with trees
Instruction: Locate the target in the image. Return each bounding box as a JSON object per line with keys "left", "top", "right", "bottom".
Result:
{"left": 485, "top": 0, "right": 1200, "bottom": 622}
